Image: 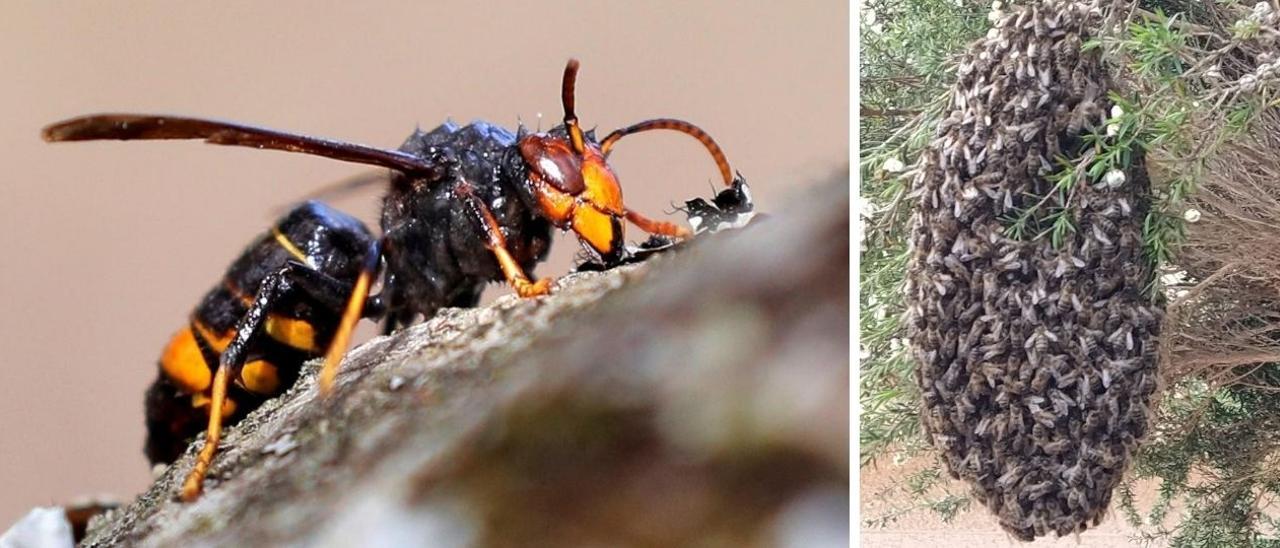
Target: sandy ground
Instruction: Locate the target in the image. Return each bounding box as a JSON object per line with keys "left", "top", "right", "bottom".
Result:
{"left": 860, "top": 454, "right": 1175, "bottom": 548}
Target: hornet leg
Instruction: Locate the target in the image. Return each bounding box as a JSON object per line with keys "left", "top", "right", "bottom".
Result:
{"left": 182, "top": 241, "right": 381, "bottom": 500}
{"left": 318, "top": 239, "right": 381, "bottom": 395}
{"left": 455, "top": 179, "right": 551, "bottom": 298}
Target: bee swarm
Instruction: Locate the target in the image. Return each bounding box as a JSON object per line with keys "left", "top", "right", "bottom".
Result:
{"left": 906, "top": 0, "right": 1162, "bottom": 540}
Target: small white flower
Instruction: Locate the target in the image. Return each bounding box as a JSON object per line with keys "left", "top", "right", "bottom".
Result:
{"left": 882, "top": 156, "right": 905, "bottom": 173}
{"left": 870, "top": 22, "right": 884, "bottom": 34}
{"left": 1106, "top": 105, "right": 1123, "bottom": 136}
{"left": 992, "top": 1, "right": 1003, "bottom": 10}
{"left": 874, "top": 307, "right": 888, "bottom": 321}
{"left": 1241, "top": 73, "right": 1259, "bottom": 93}
{"left": 1161, "top": 271, "right": 1187, "bottom": 285}
{"left": 860, "top": 198, "right": 879, "bottom": 220}
{"left": 863, "top": 7, "right": 877, "bottom": 25}
{"left": 1104, "top": 169, "right": 1126, "bottom": 189}
{"left": 1184, "top": 209, "right": 1202, "bottom": 223}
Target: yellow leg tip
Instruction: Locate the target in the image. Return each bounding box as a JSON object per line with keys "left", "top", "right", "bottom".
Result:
{"left": 514, "top": 278, "right": 552, "bottom": 298}
{"left": 180, "top": 463, "right": 207, "bottom": 502}
{"left": 318, "top": 370, "right": 336, "bottom": 396}
{"left": 180, "top": 481, "right": 202, "bottom": 502}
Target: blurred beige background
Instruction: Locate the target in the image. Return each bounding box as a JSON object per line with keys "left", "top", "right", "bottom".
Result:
{"left": 0, "top": 1, "right": 847, "bottom": 527}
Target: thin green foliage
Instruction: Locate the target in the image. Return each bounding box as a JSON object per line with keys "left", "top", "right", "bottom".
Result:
{"left": 863, "top": 457, "right": 973, "bottom": 528}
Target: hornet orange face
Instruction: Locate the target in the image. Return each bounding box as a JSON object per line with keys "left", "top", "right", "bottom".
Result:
{"left": 518, "top": 131, "right": 625, "bottom": 263}
{"left": 514, "top": 59, "right": 735, "bottom": 266}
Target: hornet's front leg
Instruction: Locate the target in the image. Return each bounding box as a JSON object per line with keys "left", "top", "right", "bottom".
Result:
{"left": 455, "top": 178, "right": 552, "bottom": 298}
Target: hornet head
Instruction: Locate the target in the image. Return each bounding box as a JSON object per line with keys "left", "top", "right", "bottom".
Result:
{"left": 516, "top": 59, "right": 736, "bottom": 265}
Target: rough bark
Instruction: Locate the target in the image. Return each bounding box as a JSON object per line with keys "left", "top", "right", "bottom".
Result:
{"left": 80, "top": 171, "right": 850, "bottom": 548}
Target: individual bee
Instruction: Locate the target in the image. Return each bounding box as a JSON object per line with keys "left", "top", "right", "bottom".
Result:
{"left": 1066, "top": 98, "right": 1099, "bottom": 135}
{"left": 1030, "top": 367, "right": 1053, "bottom": 392}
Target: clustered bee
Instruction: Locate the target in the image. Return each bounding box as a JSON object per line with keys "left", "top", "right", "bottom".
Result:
{"left": 905, "top": 0, "right": 1163, "bottom": 540}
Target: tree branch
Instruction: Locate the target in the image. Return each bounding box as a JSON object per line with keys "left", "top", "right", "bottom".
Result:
{"left": 80, "top": 170, "right": 851, "bottom": 547}
{"left": 861, "top": 105, "right": 922, "bottom": 118}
